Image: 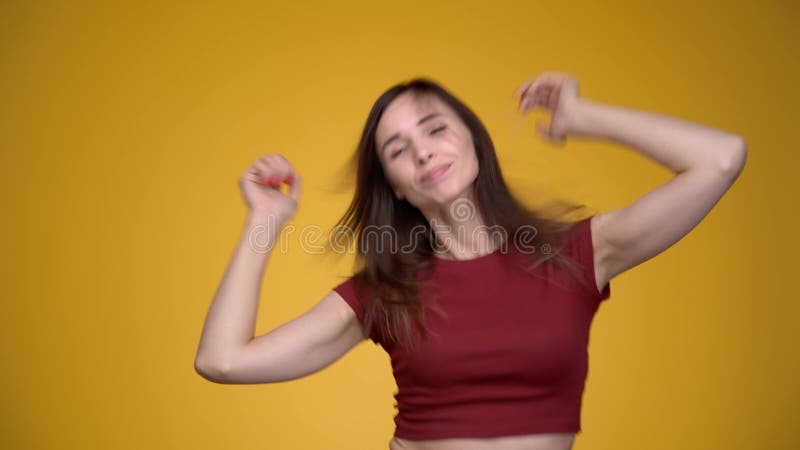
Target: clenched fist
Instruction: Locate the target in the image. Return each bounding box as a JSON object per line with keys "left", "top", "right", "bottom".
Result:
{"left": 238, "top": 153, "right": 302, "bottom": 224}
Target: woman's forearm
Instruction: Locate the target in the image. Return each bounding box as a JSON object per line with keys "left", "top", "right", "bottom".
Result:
{"left": 569, "top": 98, "right": 746, "bottom": 175}
{"left": 195, "top": 214, "right": 284, "bottom": 377}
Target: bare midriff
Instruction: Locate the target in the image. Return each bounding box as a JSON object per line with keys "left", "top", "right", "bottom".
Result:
{"left": 389, "top": 433, "right": 575, "bottom": 450}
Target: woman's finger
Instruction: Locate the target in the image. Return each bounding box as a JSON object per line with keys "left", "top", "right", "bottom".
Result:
{"left": 252, "top": 160, "right": 273, "bottom": 185}
{"left": 523, "top": 79, "right": 544, "bottom": 101}
{"left": 547, "top": 83, "right": 561, "bottom": 109}
{"left": 271, "top": 154, "right": 295, "bottom": 177}
{"left": 537, "top": 85, "right": 553, "bottom": 105}
{"left": 287, "top": 170, "right": 302, "bottom": 202}
{"left": 249, "top": 154, "right": 288, "bottom": 185}
{"left": 521, "top": 76, "right": 560, "bottom": 110}
{"left": 261, "top": 160, "right": 288, "bottom": 184}
{"left": 272, "top": 154, "right": 297, "bottom": 186}
{"left": 515, "top": 75, "right": 547, "bottom": 102}
{"left": 515, "top": 71, "right": 571, "bottom": 96}
{"left": 519, "top": 83, "right": 541, "bottom": 111}
{"left": 522, "top": 83, "right": 552, "bottom": 112}
{"left": 513, "top": 78, "right": 536, "bottom": 99}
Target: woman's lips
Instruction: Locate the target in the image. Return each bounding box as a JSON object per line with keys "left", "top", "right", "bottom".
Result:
{"left": 422, "top": 163, "right": 452, "bottom": 184}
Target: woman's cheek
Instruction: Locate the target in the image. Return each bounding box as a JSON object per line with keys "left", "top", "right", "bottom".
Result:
{"left": 391, "top": 167, "right": 415, "bottom": 189}
{"left": 443, "top": 129, "right": 465, "bottom": 148}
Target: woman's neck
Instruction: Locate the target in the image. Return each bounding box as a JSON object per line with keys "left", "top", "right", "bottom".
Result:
{"left": 423, "top": 201, "right": 499, "bottom": 261}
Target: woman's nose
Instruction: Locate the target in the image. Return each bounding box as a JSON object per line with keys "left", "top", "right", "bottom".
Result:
{"left": 415, "top": 144, "right": 434, "bottom": 165}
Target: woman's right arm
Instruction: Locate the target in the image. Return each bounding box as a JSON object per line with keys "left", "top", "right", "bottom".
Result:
{"left": 194, "top": 154, "right": 366, "bottom": 384}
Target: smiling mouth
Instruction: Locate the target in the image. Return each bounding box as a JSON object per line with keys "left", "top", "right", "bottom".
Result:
{"left": 423, "top": 163, "right": 452, "bottom": 184}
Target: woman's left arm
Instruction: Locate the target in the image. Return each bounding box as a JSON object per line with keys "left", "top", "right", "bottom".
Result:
{"left": 516, "top": 72, "right": 748, "bottom": 289}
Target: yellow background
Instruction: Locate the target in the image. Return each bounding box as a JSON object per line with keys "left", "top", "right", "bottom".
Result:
{"left": 1, "top": 1, "right": 797, "bottom": 449}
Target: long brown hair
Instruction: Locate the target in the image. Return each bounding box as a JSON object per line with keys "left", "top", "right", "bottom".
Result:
{"left": 328, "top": 78, "right": 593, "bottom": 349}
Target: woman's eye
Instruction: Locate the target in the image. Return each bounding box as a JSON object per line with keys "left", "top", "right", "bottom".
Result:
{"left": 391, "top": 146, "right": 406, "bottom": 159}
{"left": 431, "top": 125, "right": 447, "bottom": 134}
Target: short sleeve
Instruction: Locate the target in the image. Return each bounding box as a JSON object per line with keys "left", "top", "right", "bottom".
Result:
{"left": 333, "top": 275, "right": 381, "bottom": 344}
{"left": 565, "top": 216, "right": 611, "bottom": 303}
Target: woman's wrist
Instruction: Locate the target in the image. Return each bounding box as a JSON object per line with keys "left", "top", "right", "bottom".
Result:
{"left": 566, "top": 98, "right": 604, "bottom": 139}
{"left": 246, "top": 212, "right": 289, "bottom": 237}
{"left": 247, "top": 210, "right": 289, "bottom": 225}
{"left": 242, "top": 213, "right": 287, "bottom": 256}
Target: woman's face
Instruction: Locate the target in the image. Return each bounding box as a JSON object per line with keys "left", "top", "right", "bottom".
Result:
{"left": 375, "top": 92, "right": 479, "bottom": 211}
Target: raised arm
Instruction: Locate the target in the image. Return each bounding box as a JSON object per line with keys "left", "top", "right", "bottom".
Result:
{"left": 194, "top": 154, "right": 365, "bottom": 384}
{"left": 515, "top": 72, "right": 747, "bottom": 291}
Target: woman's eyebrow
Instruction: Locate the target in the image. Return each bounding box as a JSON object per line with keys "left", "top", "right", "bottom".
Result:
{"left": 380, "top": 113, "right": 442, "bottom": 153}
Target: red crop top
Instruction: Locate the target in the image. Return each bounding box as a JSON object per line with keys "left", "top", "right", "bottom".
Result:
{"left": 333, "top": 216, "right": 611, "bottom": 440}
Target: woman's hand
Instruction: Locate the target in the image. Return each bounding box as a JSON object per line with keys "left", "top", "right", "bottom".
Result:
{"left": 238, "top": 154, "right": 303, "bottom": 224}
{"left": 514, "top": 71, "right": 582, "bottom": 145}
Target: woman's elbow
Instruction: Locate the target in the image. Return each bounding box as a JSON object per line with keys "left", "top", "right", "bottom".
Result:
{"left": 718, "top": 134, "right": 748, "bottom": 179}
{"left": 194, "top": 355, "right": 233, "bottom": 383}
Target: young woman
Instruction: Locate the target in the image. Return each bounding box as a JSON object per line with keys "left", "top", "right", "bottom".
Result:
{"left": 195, "top": 72, "right": 747, "bottom": 450}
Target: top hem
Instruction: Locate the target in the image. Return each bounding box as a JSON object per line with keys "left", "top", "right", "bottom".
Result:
{"left": 394, "top": 423, "right": 581, "bottom": 440}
